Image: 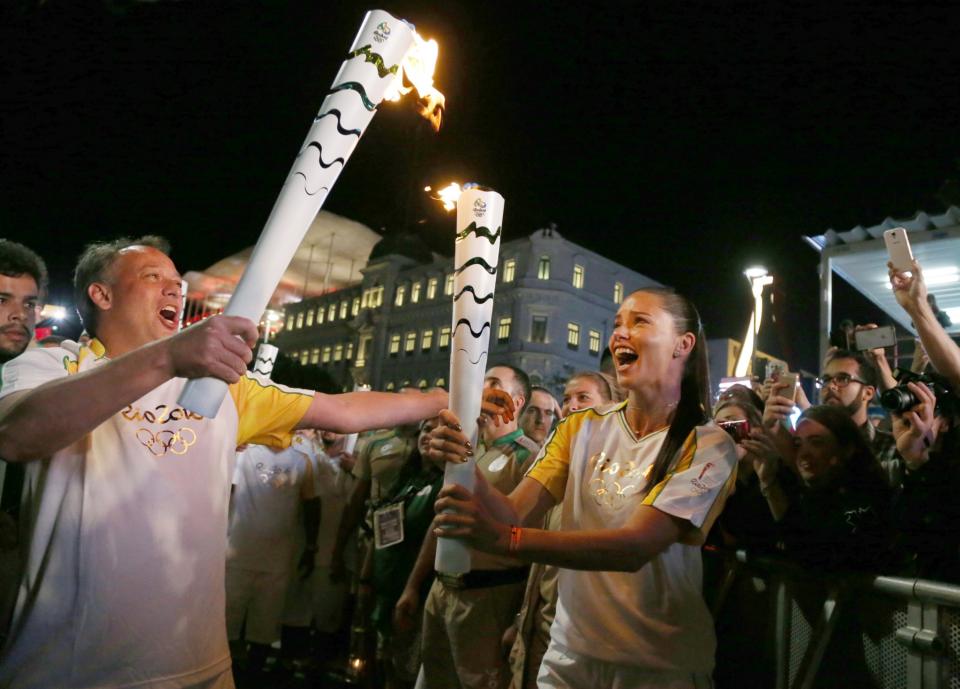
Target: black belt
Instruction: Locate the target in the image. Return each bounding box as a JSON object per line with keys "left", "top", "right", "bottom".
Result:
{"left": 437, "top": 567, "right": 529, "bottom": 590}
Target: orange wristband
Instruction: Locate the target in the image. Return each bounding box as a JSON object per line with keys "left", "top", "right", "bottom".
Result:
{"left": 508, "top": 525, "right": 522, "bottom": 553}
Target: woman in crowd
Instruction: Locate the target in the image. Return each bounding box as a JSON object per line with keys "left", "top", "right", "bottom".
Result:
{"left": 753, "top": 404, "right": 891, "bottom": 571}
{"left": 559, "top": 370, "right": 623, "bottom": 417}
{"left": 429, "top": 288, "right": 738, "bottom": 689}
{"left": 370, "top": 416, "right": 443, "bottom": 689}
{"left": 711, "top": 391, "right": 782, "bottom": 551}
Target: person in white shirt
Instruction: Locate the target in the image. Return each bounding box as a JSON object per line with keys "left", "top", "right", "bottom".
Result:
{"left": 0, "top": 236, "right": 503, "bottom": 689}
{"left": 428, "top": 288, "right": 738, "bottom": 689}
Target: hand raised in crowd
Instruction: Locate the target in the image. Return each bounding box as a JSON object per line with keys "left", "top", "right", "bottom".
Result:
{"left": 740, "top": 430, "right": 780, "bottom": 488}
{"left": 762, "top": 381, "right": 795, "bottom": 432}
{"left": 426, "top": 389, "right": 516, "bottom": 465}
{"left": 910, "top": 338, "right": 931, "bottom": 374}
{"left": 164, "top": 314, "right": 259, "bottom": 383}
{"left": 889, "top": 259, "right": 928, "bottom": 316}
{"left": 478, "top": 388, "right": 516, "bottom": 427}
{"left": 891, "top": 381, "right": 940, "bottom": 469}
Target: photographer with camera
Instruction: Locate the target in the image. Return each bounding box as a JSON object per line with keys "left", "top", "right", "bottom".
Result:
{"left": 885, "top": 372, "right": 960, "bottom": 582}
{"left": 889, "top": 258, "right": 960, "bottom": 390}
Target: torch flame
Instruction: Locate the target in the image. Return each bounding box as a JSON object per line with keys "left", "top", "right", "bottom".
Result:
{"left": 384, "top": 30, "right": 445, "bottom": 131}
{"left": 427, "top": 182, "right": 462, "bottom": 211}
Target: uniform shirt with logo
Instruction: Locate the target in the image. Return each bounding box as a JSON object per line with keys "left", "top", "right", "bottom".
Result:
{"left": 0, "top": 339, "right": 313, "bottom": 689}
{"left": 352, "top": 428, "right": 417, "bottom": 503}
{"left": 526, "top": 401, "right": 737, "bottom": 674}
{"left": 227, "top": 438, "right": 316, "bottom": 574}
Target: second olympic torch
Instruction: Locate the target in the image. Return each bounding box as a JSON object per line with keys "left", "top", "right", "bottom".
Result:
{"left": 435, "top": 186, "right": 505, "bottom": 575}
{"left": 179, "top": 10, "right": 418, "bottom": 417}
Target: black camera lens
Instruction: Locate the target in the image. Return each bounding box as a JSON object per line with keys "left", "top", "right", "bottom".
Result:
{"left": 880, "top": 387, "right": 919, "bottom": 414}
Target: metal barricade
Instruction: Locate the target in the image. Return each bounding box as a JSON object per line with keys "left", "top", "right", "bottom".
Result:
{"left": 707, "top": 548, "right": 960, "bottom": 689}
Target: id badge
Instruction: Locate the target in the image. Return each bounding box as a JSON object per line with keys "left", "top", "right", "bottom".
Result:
{"left": 374, "top": 502, "right": 404, "bottom": 549}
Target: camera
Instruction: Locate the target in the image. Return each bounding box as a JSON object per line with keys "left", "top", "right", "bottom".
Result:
{"left": 718, "top": 419, "right": 751, "bottom": 443}
{"left": 880, "top": 369, "right": 956, "bottom": 415}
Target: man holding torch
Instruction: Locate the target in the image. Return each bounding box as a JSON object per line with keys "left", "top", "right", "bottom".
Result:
{"left": 0, "top": 236, "right": 511, "bottom": 689}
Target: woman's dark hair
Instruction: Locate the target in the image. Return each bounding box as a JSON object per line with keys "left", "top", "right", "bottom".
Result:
{"left": 799, "top": 405, "right": 886, "bottom": 491}
{"left": 638, "top": 287, "right": 711, "bottom": 492}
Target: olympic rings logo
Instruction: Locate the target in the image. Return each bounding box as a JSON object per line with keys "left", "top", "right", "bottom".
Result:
{"left": 136, "top": 427, "right": 198, "bottom": 457}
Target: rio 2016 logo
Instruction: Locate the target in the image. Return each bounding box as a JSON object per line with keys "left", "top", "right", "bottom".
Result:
{"left": 473, "top": 198, "right": 487, "bottom": 218}
{"left": 373, "top": 21, "right": 391, "bottom": 43}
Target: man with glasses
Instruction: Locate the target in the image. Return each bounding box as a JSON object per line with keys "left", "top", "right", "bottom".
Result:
{"left": 818, "top": 350, "right": 899, "bottom": 483}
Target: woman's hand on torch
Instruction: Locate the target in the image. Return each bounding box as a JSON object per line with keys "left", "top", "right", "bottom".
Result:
{"left": 434, "top": 484, "right": 509, "bottom": 554}
{"left": 164, "top": 315, "right": 259, "bottom": 383}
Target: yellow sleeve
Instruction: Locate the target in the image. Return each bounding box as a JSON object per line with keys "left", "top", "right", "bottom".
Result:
{"left": 229, "top": 373, "right": 314, "bottom": 448}
{"left": 525, "top": 412, "right": 586, "bottom": 503}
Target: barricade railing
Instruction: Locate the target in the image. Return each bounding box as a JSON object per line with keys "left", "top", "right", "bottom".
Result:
{"left": 704, "top": 547, "right": 960, "bottom": 689}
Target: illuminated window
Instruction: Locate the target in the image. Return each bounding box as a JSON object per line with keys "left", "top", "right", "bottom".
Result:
{"left": 418, "top": 379, "right": 428, "bottom": 389}
{"left": 572, "top": 264, "right": 584, "bottom": 289}
{"left": 327, "top": 303, "right": 336, "bottom": 321}
{"left": 497, "top": 316, "right": 512, "bottom": 343}
{"left": 411, "top": 281, "right": 422, "bottom": 303}
{"left": 386, "top": 381, "right": 395, "bottom": 391}
{"left": 345, "top": 342, "right": 354, "bottom": 359}
{"left": 351, "top": 297, "right": 360, "bottom": 316}
{"left": 405, "top": 331, "right": 416, "bottom": 354}
{"left": 389, "top": 333, "right": 401, "bottom": 356}
{"left": 531, "top": 316, "right": 547, "bottom": 343}
{"left": 435, "top": 377, "right": 446, "bottom": 388}
{"left": 361, "top": 290, "right": 370, "bottom": 307}
{"left": 421, "top": 329, "right": 434, "bottom": 351}
{"left": 334, "top": 343, "right": 343, "bottom": 361}
{"left": 444, "top": 273, "right": 455, "bottom": 296}
{"left": 427, "top": 277, "right": 438, "bottom": 299}
{"left": 310, "top": 348, "right": 320, "bottom": 364}
{"left": 285, "top": 314, "right": 294, "bottom": 330}
{"left": 614, "top": 281, "right": 623, "bottom": 304}
{"left": 339, "top": 301, "right": 348, "bottom": 319}
{"left": 295, "top": 312, "right": 304, "bottom": 329}
{"left": 537, "top": 256, "right": 550, "bottom": 280}
{"left": 370, "top": 286, "right": 384, "bottom": 308}
{"left": 503, "top": 259, "right": 516, "bottom": 283}
{"left": 306, "top": 309, "right": 315, "bottom": 327}
{"left": 589, "top": 329, "right": 601, "bottom": 355}
{"left": 567, "top": 322, "right": 580, "bottom": 349}
{"left": 395, "top": 284, "right": 407, "bottom": 307}
{"left": 316, "top": 307, "right": 325, "bottom": 325}
{"left": 439, "top": 325, "right": 451, "bottom": 350}
{"left": 322, "top": 346, "right": 332, "bottom": 363}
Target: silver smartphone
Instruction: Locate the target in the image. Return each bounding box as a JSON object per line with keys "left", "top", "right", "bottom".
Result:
{"left": 884, "top": 227, "right": 914, "bottom": 272}
{"left": 854, "top": 325, "right": 897, "bottom": 351}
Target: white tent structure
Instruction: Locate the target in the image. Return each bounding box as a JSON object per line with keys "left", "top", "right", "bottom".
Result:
{"left": 183, "top": 210, "right": 381, "bottom": 321}
{"left": 804, "top": 206, "right": 960, "bottom": 362}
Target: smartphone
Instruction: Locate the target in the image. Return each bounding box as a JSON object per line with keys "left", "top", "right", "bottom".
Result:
{"left": 778, "top": 372, "right": 799, "bottom": 402}
{"left": 884, "top": 227, "right": 914, "bottom": 272}
{"left": 717, "top": 419, "right": 751, "bottom": 443}
{"left": 854, "top": 325, "right": 897, "bottom": 351}
{"left": 765, "top": 361, "right": 786, "bottom": 382}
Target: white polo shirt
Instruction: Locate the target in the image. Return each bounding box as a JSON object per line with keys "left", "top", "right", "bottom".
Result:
{"left": 0, "top": 339, "right": 313, "bottom": 689}
{"left": 526, "top": 401, "right": 737, "bottom": 674}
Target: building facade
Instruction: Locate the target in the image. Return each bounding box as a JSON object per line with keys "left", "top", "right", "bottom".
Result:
{"left": 275, "top": 227, "right": 659, "bottom": 395}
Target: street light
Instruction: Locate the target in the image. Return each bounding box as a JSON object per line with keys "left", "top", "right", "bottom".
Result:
{"left": 734, "top": 266, "right": 774, "bottom": 377}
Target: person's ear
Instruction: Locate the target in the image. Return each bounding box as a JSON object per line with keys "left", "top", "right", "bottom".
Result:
{"left": 863, "top": 384, "right": 876, "bottom": 404}
{"left": 87, "top": 282, "right": 113, "bottom": 313}
{"left": 674, "top": 331, "right": 696, "bottom": 358}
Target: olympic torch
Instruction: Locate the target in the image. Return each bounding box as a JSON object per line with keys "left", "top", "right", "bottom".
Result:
{"left": 179, "top": 10, "right": 442, "bottom": 416}
{"left": 435, "top": 184, "right": 505, "bottom": 575}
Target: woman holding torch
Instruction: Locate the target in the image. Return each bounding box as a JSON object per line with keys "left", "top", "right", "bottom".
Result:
{"left": 429, "top": 288, "right": 738, "bottom": 689}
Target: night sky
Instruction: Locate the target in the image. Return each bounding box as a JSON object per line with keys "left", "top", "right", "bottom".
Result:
{"left": 2, "top": 0, "right": 959, "bottom": 370}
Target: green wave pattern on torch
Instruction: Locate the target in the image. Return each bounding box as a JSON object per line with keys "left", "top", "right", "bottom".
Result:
{"left": 328, "top": 82, "right": 378, "bottom": 111}
{"left": 347, "top": 44, "right": 400, "bottom": 79}
{"left": 456, "top": 222, "right": 502, "bottom": 244}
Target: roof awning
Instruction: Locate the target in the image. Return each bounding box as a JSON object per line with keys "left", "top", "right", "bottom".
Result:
{"left": 805, "top": 207, "right": 960, "bottom": 360}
